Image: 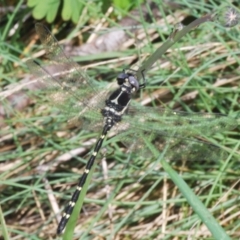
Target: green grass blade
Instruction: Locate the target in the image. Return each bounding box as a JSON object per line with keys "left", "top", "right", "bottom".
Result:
{"left": 161, "top": 158, "right": 231, "bottom": 240}
{"left": 62, "top": 160, "right": 97, "bottom": 239}
{"left": 0, "top": 204, "right": 10, "bottom": 240}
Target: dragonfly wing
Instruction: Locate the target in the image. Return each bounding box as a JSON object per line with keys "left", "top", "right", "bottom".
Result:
{"left": 123, "top": 105, "right": 237, "bottom": 137}
{"left": 27, "top": 23, "right": 110, "bottom": 126}
{"left": 113, "top": 128, "right": 228, "bottom": 165}
{"left": 113, "top": 105, "right": 237, "bottom": 162}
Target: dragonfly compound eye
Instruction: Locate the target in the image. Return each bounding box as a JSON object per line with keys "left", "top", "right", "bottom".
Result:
{"left": 128, "top": 75, "right": 139, "bottom": 91}
{"left": 117, "top": 72, "right": 128, "bottom": 85}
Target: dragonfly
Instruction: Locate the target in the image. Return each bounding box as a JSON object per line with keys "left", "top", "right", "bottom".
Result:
{"left": 27, "top": 23, "right": 237, "bottom": 234}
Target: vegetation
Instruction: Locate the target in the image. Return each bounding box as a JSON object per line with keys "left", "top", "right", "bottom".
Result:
{"left": 0, "top": 1, "right": 239, "bottom": 239}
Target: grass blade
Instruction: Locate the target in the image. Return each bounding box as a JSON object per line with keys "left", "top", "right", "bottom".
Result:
{"left": 161, "top": 158, "right": 231, "bottom": 240}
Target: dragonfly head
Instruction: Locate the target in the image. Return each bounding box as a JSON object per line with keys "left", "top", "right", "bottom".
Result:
{"left": 117, "top": 71, "right": 139, "bottom": 92}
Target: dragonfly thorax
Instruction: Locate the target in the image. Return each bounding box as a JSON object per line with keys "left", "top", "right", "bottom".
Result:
{"left": 101, "top": 72, "right": 138, "bottom": 127}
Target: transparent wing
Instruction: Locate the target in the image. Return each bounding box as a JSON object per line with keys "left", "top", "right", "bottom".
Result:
{"left": 124, "top": 106, "right": 237, "bottom": 137}
{"left": 27, "top": 23, "right": 111, "bottom": 126}
{"left": 119, "top": 130, "right": 228, "bottom": 162}
{"left": 33, "top": 23, "right": 99, "bottom": 100}
{"left": 112, "top": 105, "right": 237, "bottom": 162}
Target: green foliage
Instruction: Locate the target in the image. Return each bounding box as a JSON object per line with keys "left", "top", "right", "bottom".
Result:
{"left": 27, "top": 0, "right": 144, "bottom": 23}
{"left": 28, "top": 0, "right": 61, "bottom": 23}
{"left": 113, "top": 0, "right": 134, "bottom": 11}
{"left": 27, "top": 0, "right": 84, "bottom": 23}
{"left": 112, "top": 0, "right": 145, "bottom": 14}
{"left": 62, "top": 0, "right": 84, "bottom": 22}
